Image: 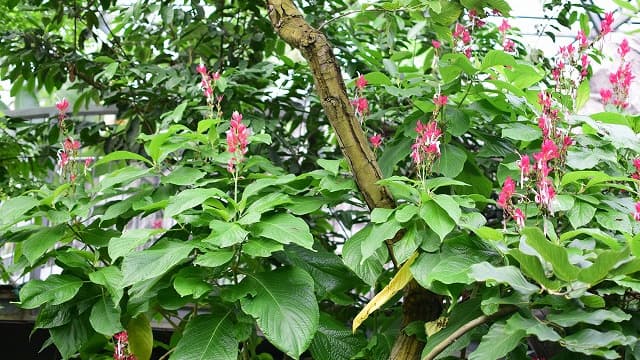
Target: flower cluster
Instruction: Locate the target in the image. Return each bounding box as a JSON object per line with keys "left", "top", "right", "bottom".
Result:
{"left": 600, "top": 39, "right": 634, "bottom": 109}
{"left": 113, "top": 331, "right": 137, "bottom": 360}
{"left": 196, "top": 63, "right": 223, "bottom": 118}
{"left": 226, "top": 111, "right": 250, "bottom": 173}
{"left": 497, "top": 176, "right": 525, "bottom": 228}
{"left": 55, "top": 98, "right": 93, "bottom": 182}
{"left": 498, "top": 19, "right": 515, "bottom": 53}
{"left": 352, "top": 74, "right": 369, "bottom": 119}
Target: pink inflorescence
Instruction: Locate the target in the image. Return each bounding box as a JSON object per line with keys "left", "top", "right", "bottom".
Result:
{"left": 411, "top": 120, "right": 442, "bottom": 165}
{"left": 226, "top": 111, "right": 250, "bottom": 173}
{"left": 601, "top": 38, "right": 634, "bottom": 109}
{"left": 600, "top": 12, "right": 614, "bottom": 35}
{"left": 113, "top": 331, "right": 137, "bottom": 360}
{"left": 369, "top": 133, "right": 382, "bottom": 149}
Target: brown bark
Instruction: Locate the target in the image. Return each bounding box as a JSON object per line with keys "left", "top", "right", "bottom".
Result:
{"left": 265, "top": 2, "right": 440, "bottom": 359}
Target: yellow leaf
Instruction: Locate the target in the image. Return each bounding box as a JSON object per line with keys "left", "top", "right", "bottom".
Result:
{"left": 352, "top": 252, "right": 418, "bottom": 332}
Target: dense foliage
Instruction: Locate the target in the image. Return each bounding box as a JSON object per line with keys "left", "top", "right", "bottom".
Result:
{"left": 1, "top": 0, "right": 640, "bottom": 359}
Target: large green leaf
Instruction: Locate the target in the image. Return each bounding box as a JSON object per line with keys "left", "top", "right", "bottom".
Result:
{"left": 228, "top": 267, "right": 319, "bottom": 359}
{"left": 122, "top": 241, "right": 194, "bottom": 286}
{"left": 481, "top": 50, "right": 516, "bottom": 70}
{"left": 108, "top": 228, "right": 163, "bottom": 260}
{"left": 166, "top": 188, "right": 228, "bottom": 219}
{"left": 309, "top": 313, "right": 366, "bottom": 360}
{"left": 251, "top": 213, "right": 314, "bottom": 250}
{"left": 360, "top": 219, "right": 402, "bottom": 260}
{"left": 170, "top": 312, "right": 238, "bottom": 360}
{"left": 94, "top": 167, "right": 151, "bottom": 193}
{"left": 469, "top": 319, "right": 525, "bottom": 360}
{"left": 420, "top": 200, "right": 455, "bottom": 240}
{"left": 89, "top": 296, "right": 122, "bottom": 336}
{"left": 0, "top": 196, "right": 39, "bottom": 231}
{"left": 523, "top": 227, "right": 579, "bottom": 281}
{"left": 342, "top": 225, "right": 388, "bottom": 286}
{"left": 50, "top": 315, "right": 92, "bottom": 360}
{"left": 469, "top": 262, "right": 539, "bottom": 295}
{"left": 89, "top": 266, "right": 124, "bottom": 305}
{"left": 547, "top": 307, "right": 631, "bottom": 327}
{"left": 205, "top": 221, "right": 248, "bottom": 248}
{"left": 436, "top": 144, "right": 467, "bottom": 178}
{"left": 94, "top": 150, "right": 153, "bottom": 166}
{"left": 567, "top": 201, "right": 596, "bottom": 229}
{"left": 562, "top": 329, "right": 635, "bottom": 358}
{"left": 162, "top": 166, "right": 206, "bottom": 185}
{"left": 239, "top": 192, "right": 291, "bottom": 224}
{"left": 22, "top": 224, "right": 67, "bottom": 265}
{"left": 19, "top": 274, "right": 83, "bottom": 309}
{"left": 578, "top": 248, "right": 630, "bottom": 285}
{"left": 128, "top": 315, "right": 153, "bottom": 360}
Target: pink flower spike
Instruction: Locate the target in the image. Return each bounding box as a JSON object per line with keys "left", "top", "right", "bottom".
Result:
{"left": 196, "top": 64, "right": 207, "bottom": 75}
{"left": 517, "top": 154, "right": 530, "bottom": 185}
{"left": 369, "top": 133, "right": 382, "bottom": 149}
{"left": 352, "top": 97, "right": 368, "bottom": 115}
{"left": 633, "top": 158, "right": 640, "bottom": 172}
{"left": 212, "top": 71, "right": 221, "bottom": 81}
{"left": 497, "top": 176, "right": 516, "bottom": 209}
{"left": 541, "top": 139, "right": 559, "bottom": 160}
{"left": 600, "top": 88, "right": 613, "bottom": 104}
{"left": 84, "top": 157, "right": 93, "bottom": 168}
{"left": 356, "top": 74, "right": 368, "bottom": 89}
{"left": 433, "top": 94, "right": 448, "bottom": 107}
{"left": 432, "top": 39, "right": 441, "bottom": 49}
{"left": 618, "top": 39, "right": 630, "bottom": 58}
{"left": 152, "top": 219, "right": 163, "bottom": 229}
{"left": 498, "top": 19, "right": 511, "bottom": 33}
{"left": 634, "top": 202, "right": 640, "bottom": 221}
{"left": 56, "top": 98, "right": 69, "bottom": 113}
{"left": 601, "top": 12, "right": 614, "bottom": 35}
{"left": 576, "top": 30, "right": 588, "bottom": 48}
{"left": 503, "top": 39, "right": 515, "bottom": 52}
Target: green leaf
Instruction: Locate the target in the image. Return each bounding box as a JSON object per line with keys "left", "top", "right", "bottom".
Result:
{"left": 561, "top": 228, "right": 621, "bottom": 250}
{"left": 422, "top": 299, "right": 484, "bottom": 358}
{"left": 0, "top": 196, "right": 39, "bottom": 230}
{"left": 432, "top": 194, "right": 462, "bottom": 223}
{"left": 162, "top": 166, "right": 206, "bottom": 185}
{"left": 506, "top": 313, "right": 561, "bottom": 342}
{"left": 22, "top": 224, "right": 67, "bottom": 265}
{"left": 371, "top": 208, "right": 395, "bottom": 224}
{"left": 317, "top": 159, "right": 341, "bottom": 176}
{"left": 420, "top": 200, "right": 455, "bottom": 240}
{"left": 363, "top": 71, "right": 392, "bottom": 86}
{"left": 562, "top": 329, "right": 635, "bottom": 358}
{"left": 469, "top": 262, "right": 540, "bottom": 295}
{"left": 128, "top": 315, "right": 153, "bottom": 360}
{"left": 166, "top": 188, "right": 228, "bottom": 219}
{"left": 170, "top": 313, "right": 237, "bottom": 360}
{"left": 95, "top": 167, "right": 151, "bottom": 193}
{"left": 193, "top": 249, "right": 235, "bottom": 267}
{"left": 395, "top": 204, "right": 418, "bottom": 223}
{"left": 481, "top": 50, "right": 516, "bottom": 71}
{"left": 173, "top": 267, "right": 210, "bottom": 298}
{"left": 205, "top": 221, "right": 248, "bottom": 247}
{"left": 597, "top": 211, "right": 632, "bottom": 234}
{"left": 469, "top": 320, "right": 525, "bottom": 360}
{"left": 547, "top": 307, "right": 631, "bottom": 327}
{"left": 240, "top": 174, "right": 296, "bottom": 203}
{"left": 89, "top": 296, "right": 123, "bottom": 336}
{"left": 575, "top": 80, "right": 590, "bottom": 110}
{"left": 567, "top": 201, "right": 596, "bottom": 229}
{"left": 310, "top": 313, "right": 366, "bottom": 360}
{"left": 343, "top": 225, "right": 388, "bottom": 286}
{"left": 252, "top": 213, "right": 314, "bottom": 250}
{"left": 361, "top": 219, "right": 402, "bottom": 261}
{"left": 108, "top": 229, "right": 163, "bottom": 261}
{"left": 578, "top": 248, "right": 630, "bottom": 285}
{"left": 89, "top": 266, "right": 124, "bottom": 305}
{"left": 501, "top": 123, "right": 542, "bottom": 142}
{"left": 50, "top": 315, "right": 91, "bottom": 360}
{"left": 437, "top": 144, "right": 467, "bottom": 178}
{"left": 509, "top": 249, "right": 560, "bottom": 290}
{"left": 243, "top": 238, "right": 284, "bottom": 257}
{"left": 523, "top": 227, "right": 579, "bottom": 281}
{"left": 94, "top": 150, "right": 152, "bottom": 166}
{"left": 122, "top": 241, "right": 194, "bottom": 286}
{"left": 19, "top": 275, "right": 83, "bottom": 309}
{"left": 230, "top": 267, "right": 319, "bottom": 359}
{"left": 239, "top": 192, "right": 291, "bottom": 224}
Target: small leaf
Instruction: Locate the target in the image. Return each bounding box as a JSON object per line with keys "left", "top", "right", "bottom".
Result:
{"left": 501, "top": 123, "right": 542, "bottom": 142}
{"left": 317, "top": 159, "right": 341, "bottom": 176}
{"left": 523, "top": 227, "right": 579, "bottom": 281}
{"left": 343, "top": 225, "right": 388, "bottom": 286}
{"left": 94, "top": 150, "right": 152, "bottom": 166}
{"left": 437, "top": 144, "right": 467, "bottom": 178}
{"left": 310, "top": 313, "right": 366, "bottom": 360}
{"left": 128, "top": 315, "right": 153, "bottom": 360}
{"left": 205, "top": 221, "right": 248, "bottom": 248}
{"left": 567, "top": 201, "right": 596, "bottom": 229}
{"left": 89, "top": 266, "right": 124, "bottom": 305}
{"left": 420, "top": 200, "right": 455, "bottom": 240}
{"left": 90, "top": 296, "right": 123, "bottom": 336}
{"left": 162, "top": 166, "right": 206, "bottom": 185}
{"left": 469, "top": 262, "right": 540, "bottom": 295}
{"left": 0, "top": 196, "right": 39, "bottom": 231}
{"left": 481, "top": 50, "right": 516, "bottom": 70}
{"left": 547, "top": 307, "right": 631, "bottom": 327}
{"left": 19, "top": 275, "right": 83, "bottom": 309}
{"left": 360, "top": 219, "right": 402, "bottom": 261}
{"left": 22, "top": 224, "right": 67, "bottom": 265}
{"left": 193, "top": 250, "right": 235, "bottom": 267}
{"left": 122, "top": 241, "right": 194, "bottom": 286}
{"left": 166, "top": 188, "right": 228, "bottom": 219}
{"left": 108, "top": 229, "right": 163, "bottom": 261}
{"left": 469, "top": 320, "right": 525, "bottom": 360}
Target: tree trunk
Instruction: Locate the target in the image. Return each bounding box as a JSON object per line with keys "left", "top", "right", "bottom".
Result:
{"left": 265, "top": 2, "right": 441, "bottom": 359}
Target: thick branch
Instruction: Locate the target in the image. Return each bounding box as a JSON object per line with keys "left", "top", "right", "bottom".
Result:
{"left": 266, "top": 0, "right": 394, "bottom": 211}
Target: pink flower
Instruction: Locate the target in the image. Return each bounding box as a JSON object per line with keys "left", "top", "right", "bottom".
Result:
{"left": 369, "top": 133, "right": 382, "bottom": 149}
{"left": 56, "top": 98, "right": 69, "bottom": 113}
{"left": 432, "top": 39, "right": 441, "bottom": 49}
{"left": 464, "top": 47, "right": 472, "bottom": 59}
{"left": 633, "top": 158, "right": 640, "bottom": 172}
{"left": 212, "top": 71, "right": 221, "bottom": 81}
{"left": 84, "top": 157, "right": 93, "bottom": 168}
{"left": 562, "top": 135, "right": 573, "bottom": 149}
{"left": 63, "top": 138, "right": 81, "bottom": 151}
{"left": 196, "top": 64, "right": 207, "bottom": 75}
{"left": 600, "top": 88, "right": 613, "bottom": 104}
{"left": 537, "top": 91, "right": 552, "bottom": 110}
{"left": 576, "top": 30, "right": 588, "bottom": 48}
{"left": 498, "top": 19, "right": 511, "bottom": 33}
{"left": 535, "top": 178, "right": 555, "bottom": 209}
{"left": 618, "top": 39, "right": 630, "bottom": 58}
{"left": 453, "top": 23, "right": 471, "bottom": 44}
{"left": 58, "top": 151, "right": 69, "bottom": 168}
{"left": 152, "top": 219, "right": 163, "bottom": 229}
{"left": 497, "top": 176, "right": 516, "bottom": 209}
{"left": 540, "top": 139, "right": 559, "bottom": 161}
{"left": 634, "top": 202, "right": 640, "bottom": 221}
{"left": 517, "top": 154, "right": 530, "bottom": 185}
{"left": 503, "top": 39, "right": 515, "bottom": 52}
{"left": 433, "top": 94, "right": 448, "bottom": 107}
{"left": 513, "top": 208, "right": 525, "bottom": 228}
{"left": 352, "top": 97, "right": 369, "bottom": 116}
{"left": 537, "top": 115, "right": 551, "bottom": 137}
{"left": 355, "top": 74, "right": 368, "bottom": 89}
{"left": 601, "top": 12, "right": 614, "bottom": 35}
{"left": 227, "top": 111, "right": 249, "bottom": 155}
